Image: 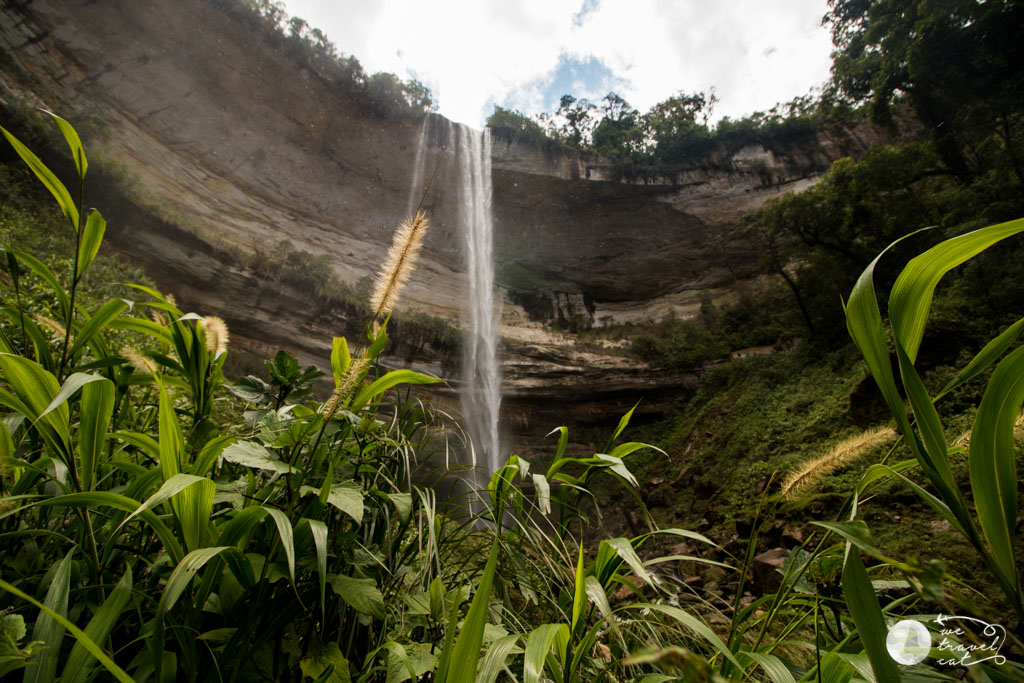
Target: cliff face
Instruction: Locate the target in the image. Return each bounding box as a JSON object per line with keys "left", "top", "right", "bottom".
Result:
{"left": 0, "top": 0, "right": 879, "bottom": 434}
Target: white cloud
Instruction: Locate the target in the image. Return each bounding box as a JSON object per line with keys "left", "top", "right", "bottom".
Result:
{"left": 282, "top": 0, "right": 834, "bottom": 126}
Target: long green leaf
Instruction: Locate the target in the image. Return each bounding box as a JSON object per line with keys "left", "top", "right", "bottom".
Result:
{"left": 570, "top": 543, "right": 586, "bottom": 634}
{"left": 936, "top": 317, "right": 1024, "bottom": 400}
{"left": 443, "top": 537, "right": 500, "bottom": 683}
{"left": 604, "top": 537, "right": 653, "bottom": 586}
{"left": 37, "top": 372, "right": 105, "bottom": 422}
{"left": 0, "top": 354, "right": 72, "bottom": 462}
{"left": 969, "top": 344, "right": 1024, "bottom": 593}
{"left": 478, "top": 634, "right": 520, "bottom": 683}
{"left": 1, "top": 125, "right": 79, "bottom": 231}
{"left": 108, "top": 317, "right": 174, "bottom": 346}
{"left": 77, "top": 378, "right": 115, "bottom": 491}
{"left": 331, "top": 337, "right": 350, "bottom": 387}
{"left": 37, "top": 491, "right": 184, "bottom": 564}
{"left": 264, "top": 507, "right": 297, "bottom": 585}
{"left": 890, "top": 217, "right": 1024, "bottom": 363}
{"left": 67, "top": 298, "right": 127, "bottom": 360}
{"left": 117, "top": 472, "right": 211, "bottom": 553}
{"left": 628, "top": 603, "right": 742, "bottom": 670}
{"left": 10, "top": 250, "right": 71, "bottom": 318}
{"left": 607, "top": 401, "right": 639, "bottom": 448}
{"left": 48, "top": 111, "right": 88, "bottom": 181}
{"left": 157, "top": 380, "right": 183, "bottom": 480}
{"left": 176, "top": 475, "right": 215, "bottom": 552}
{"left": 742, "top": 652, "right": 796, "bottom": 683}
{"left": 840, "top": 549, "right": 900, "bottom": 682}
{"left": 309, "top": 519, "right": 328, "bottom": 625}
{"left": 351, "top": 369, "right": 441, "bottom": 408}
{"left": 894, "top": 342, "right": 958, "bottom": 499}
{"left": 76, "top": 209, "right": 105, "bottom": 274}
{"left": 844, "top": 238, "right": 919, "bottom": 450}
{"left": 60, "top": 567, "right": 132, "bottom": 683}
{"left": 523, "top": 623, "right": 569, "bottom": 683}
{"left": 152, "top": 547, "right": 241, "bottom": 680}
{"left": 0, "top": 578, "right": 132, "bottom": 683}
{"left": 24, "top": 550, "right": 73, "bottom": 683}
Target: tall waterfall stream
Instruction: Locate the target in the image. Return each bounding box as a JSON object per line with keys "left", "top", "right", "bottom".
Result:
{"left": 409, "top": 117, "right": 502, "bottom": 475}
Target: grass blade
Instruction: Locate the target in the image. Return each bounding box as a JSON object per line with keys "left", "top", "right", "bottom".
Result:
{"left": 0, "top": 125, "right": 79, "bottom": 231}
{"left": 331, "top": 337, "right": 350, "bottom": 387}
{"left": 570, "top": 543, "right": 586, "bottom": 633}
{"left": 0, "top": 577, "right": 132, "bottom": 683}
{"left": 264, "top": 507, "right": 297, "bottom": 585}
{"left": 23, "top": 550, "right": 73, "bottom": 683}
{"left": 59, "top": 567, "right": 132, "bottom": 683}
{"left": 524, "top": 623, "right": 569, "bottom": 683}
{"left": 351, "top": 369, "right": 441, "bottom": 408}
{"left": 309, "top": 519, "right": 328, "bottom": 625}
{"left": 628, "top": 603, "right": 742, "bottom": 670}
{"left": 478, "top": 634, "right": 520, "bottom": 683}
{"left": 76, "top": 210, "right": 105, "bottom": 274}
{"left": 968, "top": 344, "right": 1024, "bottom": 596}
{"left": 67, "top": 298, "right": 127, "bottom": 360}
{"left": 37, "top": 372, "right": 105, "bottom": 422}
{"left": 9, "top": 250, "right": 71, "bottom": 319}
{"left": 936, "top": 317, "right": 1024, "bottom": 400}
{"left": 38, "top": 491, "right": 184, "bottom": 564}
{"left": 77, "top": 378, "right": 115, "bottom": 491}
{"left": 840, "top": 548, "right": 900, "bottom": 682}
{"left": 48, "top": 111, "right": 88, "bottom": 181}
{"left": 889, "top": 217, "right": 1024, "bottom": 363}
{"left": 443, "top": 537, "right": 500, "bottom": 683}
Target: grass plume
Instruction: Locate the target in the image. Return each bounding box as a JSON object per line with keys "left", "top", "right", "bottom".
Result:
{"left": 33, "top": 314, "right": 66, "bottom": 339}
{"left": 369, "top": 211, "right": 429, "bottom": 322}
{"left": 202, "top": 315, "right": 229, "bottom": 356}
{"left": 321, "top": 357, "right": 370, "bottom": 419}
{"left": 122, "top": 347, "right": 158, "bottom": 375}
{"left": 780, "top": 426, "right": 897, "bottom": 499}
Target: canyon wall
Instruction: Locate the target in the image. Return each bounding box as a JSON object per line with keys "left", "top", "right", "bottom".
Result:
{"left": 0, "top": 0, "right": 882, "bottom": 433}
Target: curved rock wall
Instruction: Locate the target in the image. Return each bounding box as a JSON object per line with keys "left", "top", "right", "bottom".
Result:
{"left": 0, "top": 0, "right": 881, "bottom": 433}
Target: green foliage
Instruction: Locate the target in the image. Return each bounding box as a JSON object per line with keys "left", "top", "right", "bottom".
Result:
{"left": 845, "top": 217, "right": 1024, "bottom": 625}
{"left": 6, "top": 103, "right": 1023, "bottom": 681}
{"left": 630, "top": 285, "right": 793, "bottom": 369}
{"left": 485, "top": 106, "right": 551, "bottom": 147}
{"left": 219, "top": 0, "right": 435, "bottom": 119}
{"left": 825, "top": 0, "right": 1024, "bottom": 181}
{"left": 2, "top": 117, "right": 783, "bottom": 683}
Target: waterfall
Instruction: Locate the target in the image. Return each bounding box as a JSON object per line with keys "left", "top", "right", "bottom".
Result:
{"left": 455, "top": 124, "right": 502, "bottom": 474}
{"left": 408, "top": 117, "right": 502, "bottom": 474}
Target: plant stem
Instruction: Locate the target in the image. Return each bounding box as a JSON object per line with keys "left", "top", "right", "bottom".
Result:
{"left": 57, "top": 179, "right": 84, "bottom": 380}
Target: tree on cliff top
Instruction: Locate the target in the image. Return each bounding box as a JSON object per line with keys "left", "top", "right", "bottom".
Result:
{"left": 825, "top": 0, "right": 1024, "bottom": 183}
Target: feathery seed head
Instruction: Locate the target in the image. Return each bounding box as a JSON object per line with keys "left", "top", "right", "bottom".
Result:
{"left": 149, "top": 308, "right": 168, "bottom": 327}
{"left": 202, "top": 316, "right": 230, "bottom": 356}
{"left": 122, "top": 347, "right": 158, "bottom": 376}
{"left": 369, "top": 212, "right": 429, "bottom": 320}
{"left": 33, "top": 314, "right": 66, "bottom": 339}
{"left": 322, "top": 357, "right": 370, "bottom": 418}
{"left": 780, "top": 426, "right": 896, "bottom": 499}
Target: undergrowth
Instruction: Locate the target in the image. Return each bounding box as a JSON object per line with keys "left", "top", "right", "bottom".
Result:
{"left": 1, "top": 115, "right": 1023, "bottom": 683}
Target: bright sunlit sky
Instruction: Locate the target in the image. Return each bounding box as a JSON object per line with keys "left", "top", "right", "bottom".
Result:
{"left": 282, "top": 0, "right": 836, "bottom": 128}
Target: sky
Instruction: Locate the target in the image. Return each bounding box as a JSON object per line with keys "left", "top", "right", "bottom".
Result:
{"left": 281, "top": 0, "right": 836, "bottom": 128}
